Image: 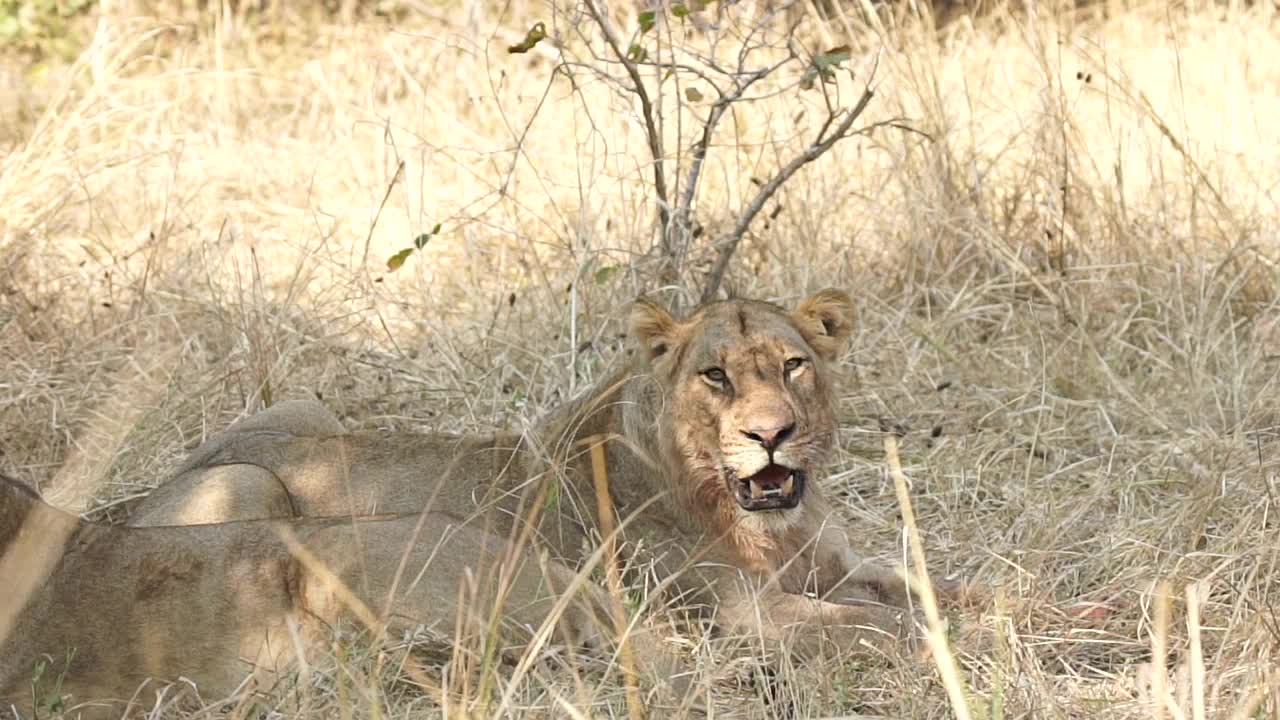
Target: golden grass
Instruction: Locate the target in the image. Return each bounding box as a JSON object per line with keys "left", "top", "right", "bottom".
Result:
{"left": 3, "top": 0, "right": 1280, "bottom": 717}
{"left": 884, "top": 432, "right": 972, "bottom": 720}
{"left": 586, "top": 435, "right": 644, "bottom": 720}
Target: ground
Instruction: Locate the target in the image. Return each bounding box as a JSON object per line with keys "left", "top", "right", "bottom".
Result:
{"left": 2, "top": 0, "right": 1279, "bottom": 718}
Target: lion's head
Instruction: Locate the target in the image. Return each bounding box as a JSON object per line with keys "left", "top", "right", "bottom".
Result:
{"left": 628, "top": 290, "right": 855, "bottom": 521}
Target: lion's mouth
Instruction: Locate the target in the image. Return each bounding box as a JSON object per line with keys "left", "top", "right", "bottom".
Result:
{"left": 729, "top": 464, "right": 805, "bottom": 511}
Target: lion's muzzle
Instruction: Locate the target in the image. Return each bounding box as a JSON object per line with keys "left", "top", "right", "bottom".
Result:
{"left": 729, "top": 463, "right": 805, "bottom": 511}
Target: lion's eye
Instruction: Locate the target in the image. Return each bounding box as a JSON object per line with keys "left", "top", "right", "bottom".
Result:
{"left": 702, "top": 367, "right": 728, "bottom": 386}
{"left": 784, "top": 357, "right": 807, "bottom": 374}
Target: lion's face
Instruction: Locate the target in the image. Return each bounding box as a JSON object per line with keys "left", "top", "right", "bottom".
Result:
{"left": 630, "top": 290, "right": 855, "bottom": 518}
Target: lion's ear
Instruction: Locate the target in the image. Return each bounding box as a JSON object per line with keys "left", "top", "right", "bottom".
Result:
{"left": 792, "top": 289, "right": 856, "bottom": 360}
{"left": 629, "top": 298, "right": 683, "bottom": 361}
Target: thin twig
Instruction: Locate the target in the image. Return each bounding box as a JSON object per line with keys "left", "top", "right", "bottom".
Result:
{"left": 361, "top": 157, "right": 405, "bottom": 268}
{"left": 702, "top": 86, "right": 876, "bottom": 303}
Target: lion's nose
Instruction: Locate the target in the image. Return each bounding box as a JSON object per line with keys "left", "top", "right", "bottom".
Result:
{"left": 742, "top": 422, "right": 795, "bottom": 450}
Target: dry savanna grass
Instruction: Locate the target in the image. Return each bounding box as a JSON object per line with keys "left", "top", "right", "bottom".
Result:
{"left": 2, "top": 0, "right": 1280, "bottom": 717}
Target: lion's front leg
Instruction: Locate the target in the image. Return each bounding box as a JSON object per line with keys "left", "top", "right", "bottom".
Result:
{"left": 718, "top": 584, "right": 914, "bottom": 660}
{"left": 815, "top": 526, "right": 979, "bottom": 612}
{"left": 829, "top": 552, "right": 914, "bottom": 607}
{"left": 799, "top": 523, "right": 914, "bottom": 609}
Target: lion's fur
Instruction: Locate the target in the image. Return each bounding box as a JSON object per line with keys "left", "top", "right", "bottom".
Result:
{"left": 0, "top": 475, "right": 655, "bottom": 718}
{"left": 129, "top": 291, "right": 919, "bottom": 663}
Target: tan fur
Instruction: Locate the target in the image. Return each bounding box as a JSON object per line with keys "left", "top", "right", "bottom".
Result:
{"left": 0, "top": 476, "right": 666, "bottom": 718}
{"left": 132, "top": 291, "right": 923, "bottom": 662}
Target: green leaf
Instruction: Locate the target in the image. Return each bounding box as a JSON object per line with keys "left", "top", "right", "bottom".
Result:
{"left": 412, "top": 223, "right": 441, "bottom": 250}
{"left": 386, "top": 248, "right": 414, "bottom": 272}
{"left": 814, "top": 45, "right": 852, "bottom": 69}
{"left": 672, "top": 3, "right": 690, "bottom": 18}
{"left": 638, "top": 10, "right": 656, "bottom": 33}
{"left": 594, "top": 265, "right": 619, "bottom": 285}
{"left": 627, "top": 43, "right": 648, "bottom": 63}
{"left": 542, "top": 477, "right": 561, "bottom": 512}
{"left": 801, "top": 45, "right": 852, "bottom": 90}
{"left": 507, "top": 22, "right": 547, "bottom": 54}
{"left": 684, "top": 86, "right": 703, "bottom": 102}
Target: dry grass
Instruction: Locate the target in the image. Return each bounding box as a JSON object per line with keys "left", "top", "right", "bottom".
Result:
{"left": 3, "top": 0, "right": 1280, "bottom": 717}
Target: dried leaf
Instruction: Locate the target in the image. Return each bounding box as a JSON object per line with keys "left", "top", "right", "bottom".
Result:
{"left": 386, "top": 248, "right": 414, "bottom": 272}
{"left": 507, "top": 22, "right": 547, "bottom": 54}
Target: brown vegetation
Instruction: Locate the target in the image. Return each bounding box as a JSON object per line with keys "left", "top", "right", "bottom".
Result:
{"left": 2, "top": 0, "right": 1280, "bottom": 717}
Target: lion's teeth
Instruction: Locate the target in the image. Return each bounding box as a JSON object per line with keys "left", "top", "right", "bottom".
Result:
{"left": 750, "top": 479, "right": 764, "bottom": 499}
{"left": 782, "top": 474, "right": 794, "bottom": 496}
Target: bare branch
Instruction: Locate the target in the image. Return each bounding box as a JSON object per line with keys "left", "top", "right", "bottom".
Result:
{"left": 700, "top": 86, "right": 876, "bottom": 303}
{"left": 561, "top": 2, "right": 863, "bottom": 295}
{"left": 362, "top": 157, "right": 405, "bottom": 268}
{"left": 672, "top": 54, "right": 796, "bottom": 278}
{"left": 582, "top": 0, "right": 671, "bottom": 264}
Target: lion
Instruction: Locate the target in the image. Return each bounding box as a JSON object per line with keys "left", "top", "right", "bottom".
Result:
{"left": 0, "top": 475, "right": 671, "bottom": 718}
{"left": 132, "top": 290, "right": 938, "bottom": 660}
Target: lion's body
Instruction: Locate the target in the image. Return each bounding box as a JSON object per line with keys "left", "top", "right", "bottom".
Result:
{"left": 133, "top": 396, "right": 705, "bottom": 573}
{"left": 129, "top": 292, "right": 919, "bottom": 662}
{"left": 0, "top": 476, "right": 639, "bottom": 718}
